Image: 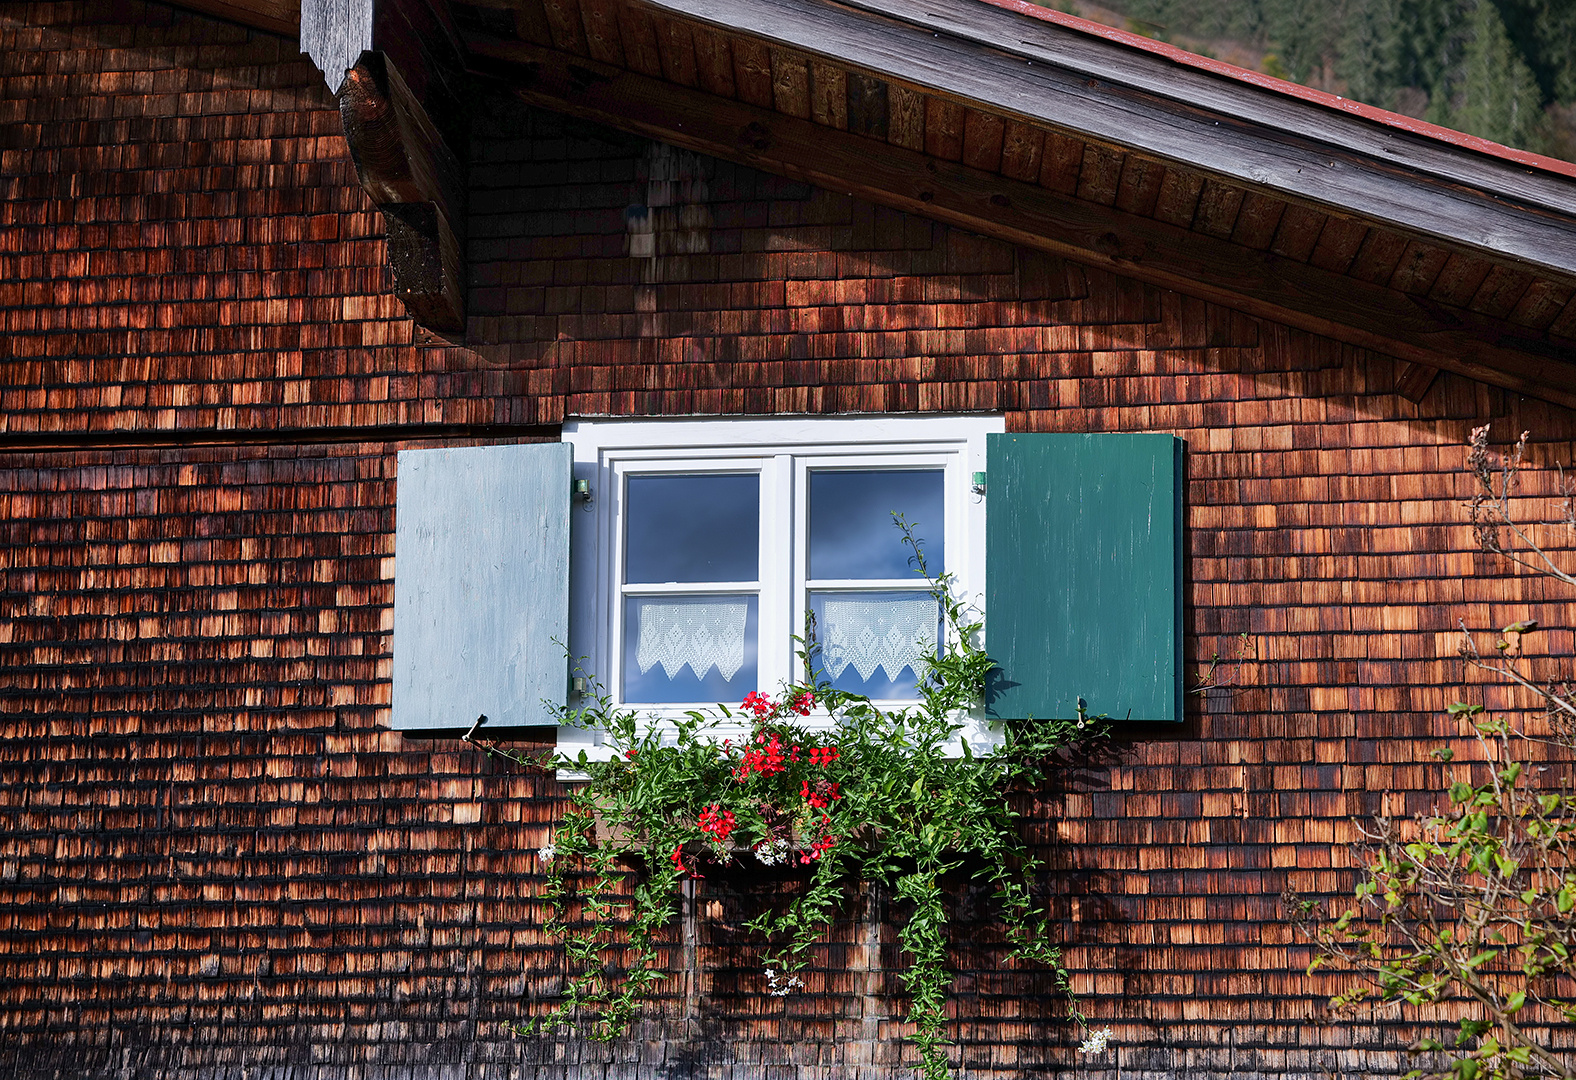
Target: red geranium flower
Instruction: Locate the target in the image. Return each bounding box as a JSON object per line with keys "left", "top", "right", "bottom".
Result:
{"left": 698, "top": 803, "right": 736, "bottom": 844}
{"left": 800, "top": 834, "right": 837, "bottom": 863}
{"left": 735, "top": 731, "right": 787, "bottom": 779}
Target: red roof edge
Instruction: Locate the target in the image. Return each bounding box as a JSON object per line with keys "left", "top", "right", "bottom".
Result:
{"left": 977, "top": 0, "right": 1576, "bottom": 182}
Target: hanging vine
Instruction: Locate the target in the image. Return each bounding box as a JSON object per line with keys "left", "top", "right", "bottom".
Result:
{"left": 471, "top": 528, "right": 1104, "bottom": 1079}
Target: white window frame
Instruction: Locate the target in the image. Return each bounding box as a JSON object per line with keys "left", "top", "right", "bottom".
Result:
{"left": 560, "top": 414, "right": 1003, "bottom": 759}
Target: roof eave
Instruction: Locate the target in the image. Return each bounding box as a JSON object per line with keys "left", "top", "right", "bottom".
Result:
{"left": 649, "top": 0, "right": 1576, "bottom": 284}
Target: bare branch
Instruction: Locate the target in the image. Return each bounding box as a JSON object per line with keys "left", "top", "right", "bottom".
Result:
{"left": 1291, "top": 428, "right": 1576, "bottom": 1080}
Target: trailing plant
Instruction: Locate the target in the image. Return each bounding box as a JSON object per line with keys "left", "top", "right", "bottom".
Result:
{"left": 472, "top": 525, "right": 1105, "bottom": 1080}
{"left": 1289, "top": 427, "right": 1576, "bottom": 1080}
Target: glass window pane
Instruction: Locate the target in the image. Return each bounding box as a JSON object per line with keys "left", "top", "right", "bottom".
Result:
{"left": 625, "top": 473, "right": 759, "bottom": 583}
{"left": 808, "top": 469, "right": 944, "bottom": 580}
{"left": 807, "top": 590, "right": 939, "bottom": 698}
{"left": 623, "top": 595, "right": 758, "bottom": 703}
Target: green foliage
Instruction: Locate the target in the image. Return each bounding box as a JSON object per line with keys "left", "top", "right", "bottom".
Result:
{"left": 1435, "top": 0, "right": 1543, "bottom": 149}
{"left": 1103, "top": 0, "right": 1576, "bottom": 156}
{"left": 1117, "top": 0, "right": 1346, "bottom": 82}
{"left": 1337, "top": 0, "right": 1405, "bottom": 106}
{"left": 485, "top": 524, "right": 1102, "bottom": 1079}
{"left": 1295, "top": 716, "right": 1576, "bottom": 1080}
{"left": 1494, "top": 0, "right": 1576, "bottom": 104}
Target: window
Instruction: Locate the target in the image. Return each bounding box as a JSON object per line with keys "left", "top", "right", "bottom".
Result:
{"left": 389, "top": 421, "right": 1185, "bottom": 738}
{"left": 559, "top": 416, "right": 996, "bottom": 749}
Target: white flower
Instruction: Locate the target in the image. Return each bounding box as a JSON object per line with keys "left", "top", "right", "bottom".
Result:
{"left": 537, "top": 844, "right": 556, "bottom": 863}
{"left": 764, "top": 967, "right": 804, "bottom": 997}
{"left": 1078, "top": 1027, "right": 1112, "bottom": 1054}
{"left": 754, "top": 838, "right": 792, "bottom": 866}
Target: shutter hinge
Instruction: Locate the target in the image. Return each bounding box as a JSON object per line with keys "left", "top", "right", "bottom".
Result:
{"left": 971, "top": 471, "right": 987, "bottom": 496}
{"left": 573, "top": 478, "right": 592, "bottom": 503}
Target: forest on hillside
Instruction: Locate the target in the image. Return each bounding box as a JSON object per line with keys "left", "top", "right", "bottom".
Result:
{"left": 1065, "top": 0, "right": 1576, "bottom": 161}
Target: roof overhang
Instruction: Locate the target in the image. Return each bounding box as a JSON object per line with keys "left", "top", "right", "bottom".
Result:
{"left": 171, "top": 0, "right": 1576, "bottom": 406}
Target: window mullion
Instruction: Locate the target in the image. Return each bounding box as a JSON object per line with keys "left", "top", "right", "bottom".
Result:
{"left": 757, "top": 453, "right": 794, "bottom": 693}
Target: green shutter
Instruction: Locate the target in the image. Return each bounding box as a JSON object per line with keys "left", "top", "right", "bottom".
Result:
{"left": 391, "top": 442, "right": 572, "bottom": 731}
{"left": 985, "top": 433, "right": 1184, "bottom": 724}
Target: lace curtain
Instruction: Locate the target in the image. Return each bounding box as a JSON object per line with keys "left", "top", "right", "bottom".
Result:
{"left": 819, "top": 596, "right": 936, "bottom": 682}
{"left": 634, "top": 599, "right": 749, "bottom": 681}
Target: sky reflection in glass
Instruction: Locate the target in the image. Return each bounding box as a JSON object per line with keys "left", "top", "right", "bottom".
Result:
{"left": 808, "top": 470, "right": 944, "bottom": 580}
{"left": 625, "top": 473, "right": 759, "bottom": 583}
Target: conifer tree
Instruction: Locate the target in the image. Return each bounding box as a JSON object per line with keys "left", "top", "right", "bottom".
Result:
{"left": 1445, "top": 0, "right": 1543, "bottom": 148}
{"left": 1098, "top": 0, "right": 1573, "bottom": 158}
{"left": 1497, "top": 0, "right": 1576, "bottom": 105}
{"left": 1339, "top": 0, "right": 1404, "bottom": 108}
{"left": 1260, "top": 0, "right": 1340, "bottom": 85}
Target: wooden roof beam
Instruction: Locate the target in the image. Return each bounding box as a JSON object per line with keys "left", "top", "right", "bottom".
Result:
{"left": 470, "top": 39, "right": 1576, "bottom": 407}
{"left": 165, "top": 0, "right": 300, "bottom": 37}
{"left": 646, "top": 0, "right": 1576, "bottom": 284}
{"left": 339, "top": 50, "right": 467, "bottom": 333}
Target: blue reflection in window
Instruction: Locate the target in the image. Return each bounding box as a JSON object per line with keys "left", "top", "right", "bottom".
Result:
{"left": 808, "top": 470, "right": 944, "bottom": 580}
{"left": 625, "top": 473, "right": 759, "bottom": 584}
{"left": 806, "top": 590, "right": 939, "bottom": 699}
{"left": 623, "top": 595, "right": 758, "bottom": 703}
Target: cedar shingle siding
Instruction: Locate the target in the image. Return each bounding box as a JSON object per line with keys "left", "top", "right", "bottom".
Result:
{"left": 4, "top": 3, "right": 1575, "bottom": 1078}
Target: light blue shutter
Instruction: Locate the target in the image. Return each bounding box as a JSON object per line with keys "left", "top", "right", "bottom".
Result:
{"left": 391, "top": 442, "right": 571, "bottom": 731}
{"left": 985, "top": 433, "right": 1184, "bottom": 724}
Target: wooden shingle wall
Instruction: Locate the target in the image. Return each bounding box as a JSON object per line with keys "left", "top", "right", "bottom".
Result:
{"left": 5, "top": 3, "right": 1576, "bottom": 1078}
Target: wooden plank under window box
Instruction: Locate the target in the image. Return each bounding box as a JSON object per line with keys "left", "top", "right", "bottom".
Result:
{"left": 592, "top": 813, "right": 859, "bottom": 868}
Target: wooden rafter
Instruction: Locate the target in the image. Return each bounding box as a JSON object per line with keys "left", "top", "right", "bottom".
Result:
{"left": 468, "top": 38, "right": 1576, "bottom": 406}
{"left": 167, "top": 0, "right": 300, "bottom": 36}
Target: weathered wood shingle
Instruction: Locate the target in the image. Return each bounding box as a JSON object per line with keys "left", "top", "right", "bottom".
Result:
{"left": 5, "top": 3, "right": 1576, "bottom": 1079}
